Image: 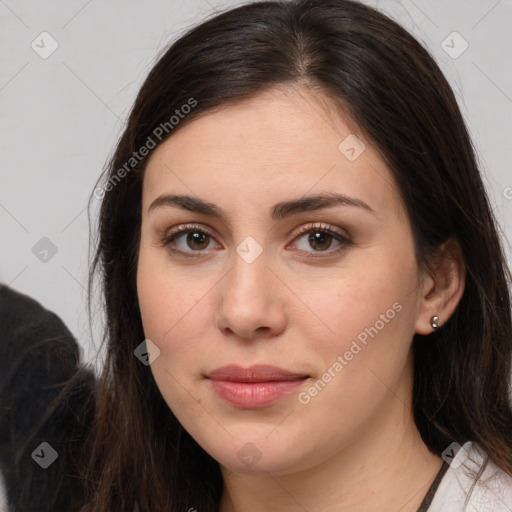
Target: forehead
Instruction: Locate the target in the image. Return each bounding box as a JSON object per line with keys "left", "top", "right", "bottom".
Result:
{"left": 142, "top": 86, "right": 403, "bottom": 221}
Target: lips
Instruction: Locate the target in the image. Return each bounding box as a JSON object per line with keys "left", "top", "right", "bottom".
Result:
{"left": 206, "top": 364, "right": 309, "bottom": 382}
{"left": 206, "top": 364, "right": 309, "bottom": 408}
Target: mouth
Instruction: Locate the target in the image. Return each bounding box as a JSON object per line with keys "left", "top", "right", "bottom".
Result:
{"left": 205, "top": 364, "right": 310, "bottom": 408}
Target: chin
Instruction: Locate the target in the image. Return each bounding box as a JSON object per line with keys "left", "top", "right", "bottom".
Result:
{"left": 199, "top": 434, "right": 309, "bottom": 476}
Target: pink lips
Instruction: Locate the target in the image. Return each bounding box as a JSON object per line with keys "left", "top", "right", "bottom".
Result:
{"left": 206, "top": 364, "right": 309, "bottom": 408}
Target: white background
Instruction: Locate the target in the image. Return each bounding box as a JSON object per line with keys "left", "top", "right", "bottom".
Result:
{"left": 1, "top": 0, "right": 511, "bottom": 367}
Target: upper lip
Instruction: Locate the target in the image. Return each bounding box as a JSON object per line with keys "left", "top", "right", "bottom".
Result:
{"left": 206, "top": 364, "right": 309, "bottom": 382}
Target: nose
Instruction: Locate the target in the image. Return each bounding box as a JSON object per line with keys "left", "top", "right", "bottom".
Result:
{"left": 216, "top": 252, "right": 287, "bottom": 342}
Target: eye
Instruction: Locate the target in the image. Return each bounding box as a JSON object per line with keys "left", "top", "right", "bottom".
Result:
{"left": 160, "top": 224, "right": 219, "bottom": 256}
{"left": 160, "top": 222, "right": 353, "bottom": 258}
{"left": 289, "top": 223, "right": 353, "bottom": 257}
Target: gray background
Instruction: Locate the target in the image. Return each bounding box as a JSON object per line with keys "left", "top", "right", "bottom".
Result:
{"left": 1, "top": 0, "right": 511, "bottom": 369}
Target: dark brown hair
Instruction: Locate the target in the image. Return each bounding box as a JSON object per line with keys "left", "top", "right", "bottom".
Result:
{"left": 83, "top": 1, "right": 512, "bottom": 510}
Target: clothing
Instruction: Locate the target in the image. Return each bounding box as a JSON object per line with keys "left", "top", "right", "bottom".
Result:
{"left": 425, "top": 441, "right": 512, "bottom": 511}
{"left": 0, "top": 284, "right": 96, "bottom": 512}
{"left": 417, "top": 458, "right": 450, "bottom": 511}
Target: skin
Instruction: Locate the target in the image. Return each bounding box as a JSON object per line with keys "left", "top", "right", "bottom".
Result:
{"left": 136, "top": 85, "right": 465, "bottom": 512}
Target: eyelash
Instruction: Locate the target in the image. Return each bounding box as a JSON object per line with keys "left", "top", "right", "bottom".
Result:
{"left": 159, "top": 222, "right": 353, "bottom": 260}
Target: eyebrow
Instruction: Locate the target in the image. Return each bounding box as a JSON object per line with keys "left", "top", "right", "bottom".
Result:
{"left": 148, "top": 192, "right": 375, "bottom": 220}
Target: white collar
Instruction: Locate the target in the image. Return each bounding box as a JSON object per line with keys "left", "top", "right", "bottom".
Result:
{"left": 428, "top": 441, "right": 512, "bottom": 511}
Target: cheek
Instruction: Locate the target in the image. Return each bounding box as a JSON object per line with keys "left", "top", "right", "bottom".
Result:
{"left": 136, "top": 256, "right": 209, "bottom": 418}
{"left": 294, "top": 255, "right": 417, "bottom": 361}
{"left": 136, "top": 245, "right": 220, "bottom": 409}
{"left": 289, "top": 252, "right": 419, "bottom": 418}
{"left": 137, "top": 243, "right": 210, "bottom": 343}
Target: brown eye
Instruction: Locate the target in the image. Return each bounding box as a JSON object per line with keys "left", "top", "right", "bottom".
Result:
{"left": 161, "top": 224, "right": 219, "bottom": 256}
{"left": 184, "top": 231, "right": 211, "bottom": 250}
{"left": 305, "top": 231, "right": 335, "bottom": 251}
{"left": 292, "top": 224, "right": 353, "bottom": 257}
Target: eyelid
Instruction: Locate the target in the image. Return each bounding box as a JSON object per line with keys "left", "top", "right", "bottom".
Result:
{"left": 160, "top": 223, "right": 219, "bottom": 248}
{"left": 289, "top": 222, "right": 351, "bottom": 244}
{"left": 160, "top": 221, "right": 353, "bottom": 257}
{"left": 287, "top": 222, "right": 353, "bottom": 259}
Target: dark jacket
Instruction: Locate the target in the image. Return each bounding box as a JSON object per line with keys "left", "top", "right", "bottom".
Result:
{"left": 0, "top": 284, "right": 96, "bottom": 512}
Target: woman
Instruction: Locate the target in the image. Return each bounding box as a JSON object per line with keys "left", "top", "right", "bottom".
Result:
{"left": 83, "top": 0, "right": 512, "bottom": 510}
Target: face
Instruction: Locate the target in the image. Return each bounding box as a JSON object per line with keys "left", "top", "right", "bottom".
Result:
{"left": 136, "top": 86, "right": 427, "bottom": 476}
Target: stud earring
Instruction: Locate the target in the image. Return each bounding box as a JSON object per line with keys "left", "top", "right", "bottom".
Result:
{"left": 431, "top": 315, "right": 440, "bottom": 329}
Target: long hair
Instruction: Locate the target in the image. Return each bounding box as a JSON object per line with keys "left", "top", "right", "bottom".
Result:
{"left": 82, "top": 1, "right": 512, "bottom": 510}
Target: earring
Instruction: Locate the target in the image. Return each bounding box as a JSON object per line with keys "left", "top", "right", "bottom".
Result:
{"left": 431, "top": 315, "right": 440, "bottom": 329}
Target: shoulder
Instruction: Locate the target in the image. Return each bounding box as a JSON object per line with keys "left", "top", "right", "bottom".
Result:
{"left": 428, "top": 441, "right": 512, "bottom": 512}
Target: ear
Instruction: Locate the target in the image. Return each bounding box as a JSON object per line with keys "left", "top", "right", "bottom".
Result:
{"left": 414, "top": 237, "right": 466, "bottom": 335}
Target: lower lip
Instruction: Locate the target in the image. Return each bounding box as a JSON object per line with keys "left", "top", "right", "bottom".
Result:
{"left": 209, "top": 379, "right": 307, "bottom": 408}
